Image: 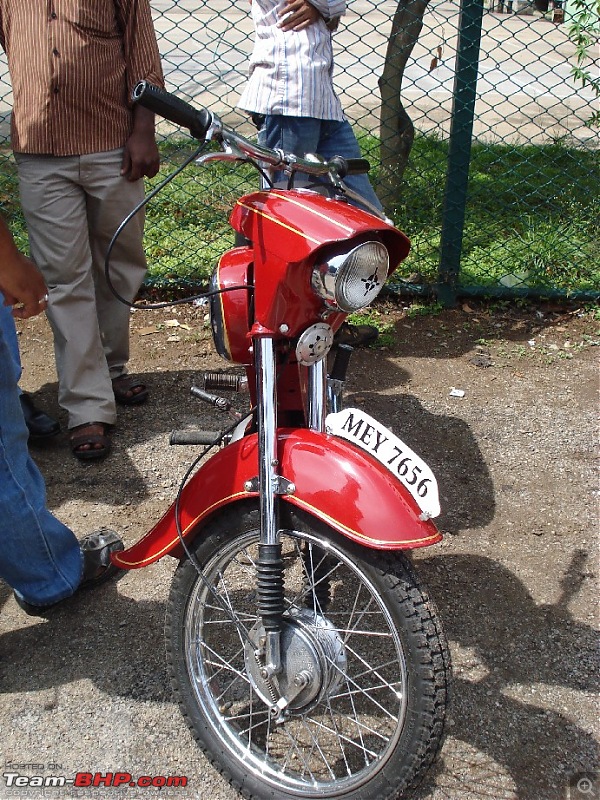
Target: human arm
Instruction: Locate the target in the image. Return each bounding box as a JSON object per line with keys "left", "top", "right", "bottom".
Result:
{"left": 0, "top": 217, "right": 48, "bottom": 320}
{"left": 121, "top": 104, "right": 160, "bottom": 180}
{"left": 116, "top": 0, "right": 164, "bottom": 180}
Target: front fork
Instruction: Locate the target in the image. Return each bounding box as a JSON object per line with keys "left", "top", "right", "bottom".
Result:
{"left": 255, "top": 338, "right": 345, "bottom": 684}
{"left": 255, "top": 337, "right": 286, "bottom": 677}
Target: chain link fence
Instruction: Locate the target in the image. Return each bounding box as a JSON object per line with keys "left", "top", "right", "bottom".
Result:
{"left": 0, "top": 0, "right": 598, "bottom": 302}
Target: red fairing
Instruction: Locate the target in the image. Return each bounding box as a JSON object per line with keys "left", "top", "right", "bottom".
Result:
{"left": 211, "top": 247, "right": 253, "bottom": 364}
{"left": 112, "top": 429, "right": 441, "bottom": 570}
{"left": 228, "top": 190, "right": 411, "bottom": 336}
{"left": 230, "top": 190, "right": 409, "bottom": 262}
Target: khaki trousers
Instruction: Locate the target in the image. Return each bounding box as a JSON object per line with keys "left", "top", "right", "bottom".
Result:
{"left": 15, "top": 149, "right": 147, "bottom": 429}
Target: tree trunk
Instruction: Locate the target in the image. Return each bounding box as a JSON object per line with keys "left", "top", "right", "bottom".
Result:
{"left": 378, "top": 0, "right": 430, "bottom": 209}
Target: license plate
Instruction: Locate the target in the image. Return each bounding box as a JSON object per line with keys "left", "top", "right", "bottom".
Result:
{"left": 325, "top": 408, "right": 440, "bottom": 519}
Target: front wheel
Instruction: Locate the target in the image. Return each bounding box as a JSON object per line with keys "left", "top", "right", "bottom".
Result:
{"left": 166, "top": 504, "right": 450, "bottom": 800}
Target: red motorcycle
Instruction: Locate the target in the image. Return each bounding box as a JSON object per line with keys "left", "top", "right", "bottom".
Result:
{"left": 113, "top": 82, "right": 450, "bottom": 800}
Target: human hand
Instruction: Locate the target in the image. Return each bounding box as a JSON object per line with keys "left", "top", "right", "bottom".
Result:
{"left": 121, "top": 105, "right": 160, "bottom": 181}
{"left": 121, "top": 131, "right": 160, "bottom": 181}
{"left": 0, "top": 252, "right": 48, "bottom": 320}
{"left": 277, "top": 0, "right": 321, "bottom": 32}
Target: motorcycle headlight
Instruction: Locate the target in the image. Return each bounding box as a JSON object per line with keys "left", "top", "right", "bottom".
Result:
{"left": 311, "top": 240, "right": 389, "bottom": 313}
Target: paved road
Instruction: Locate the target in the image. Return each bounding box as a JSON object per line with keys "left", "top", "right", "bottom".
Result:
{"left": 1, "top": 305, "right": 598, "bottom": 800}
{"left": 0, "top": 1, "right": 597, "bottom": 146}
{"left": 148, "top": 0, "right": 597, "bottom": 144}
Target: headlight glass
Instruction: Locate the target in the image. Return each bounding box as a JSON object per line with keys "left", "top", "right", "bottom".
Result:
{"left": 311, "top": 240, "right": 389, "bottom": 313}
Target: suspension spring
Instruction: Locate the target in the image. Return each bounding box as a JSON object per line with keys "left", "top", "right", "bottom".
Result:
{"left": 203, "top": 372, "right": 248, "bottom": 393}
{"left": 257, "top": 543, "right": 285, "bottom": 633}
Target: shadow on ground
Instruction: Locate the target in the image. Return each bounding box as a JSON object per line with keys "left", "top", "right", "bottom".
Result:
{"left": 1, "top": 548, "right": 597, "bottom": 799}
{"left": 30, "top": 364, "right": 496, "bottom": 536}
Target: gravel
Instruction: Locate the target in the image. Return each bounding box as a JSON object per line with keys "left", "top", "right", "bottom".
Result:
{"left": 1, "top": 300, "right": 598, "bottom": 800}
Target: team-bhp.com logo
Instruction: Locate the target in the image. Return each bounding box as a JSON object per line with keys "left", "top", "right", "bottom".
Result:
{"left": 3, "top": 772, "right": 188, "bottom": 789}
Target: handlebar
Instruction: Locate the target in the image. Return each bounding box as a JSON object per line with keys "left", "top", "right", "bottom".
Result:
{"left": 132, "top": 81, "right": 212, "bottom": 141}
{"left": 132, "top": 81, "right": 371, "bottom": 181}
{"left": 328, "top": 156, "right": 372, "bottom": 178}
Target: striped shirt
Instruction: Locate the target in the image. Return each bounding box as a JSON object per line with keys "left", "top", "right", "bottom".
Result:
{"left": 0, "top": 1, "right": 164, "bottom": 156}
{"left": 238, "top": 0, "right": 346, "bottom": 121}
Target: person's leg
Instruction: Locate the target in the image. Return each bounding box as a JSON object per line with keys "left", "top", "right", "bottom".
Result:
{"left": 0, "top": 320, "right": 82, "bottom": 606}
{"left": 261, "top": 117, "right": 383, "bottom": 213}
{"left": 317, "top": 120, "right": 383, "bottom": 213}
{"left": 316, "top": 120, "right": 383, "bottom": 345}
{"left": 259, "top": 117, "right": 380, "bottom": 348}
{"left": 259, "top": 116, "right": 322, "bottom": 187}
{"left": 15, "top": 154, "right": 116, "bottom": 431}
{"left": 0, "top": 292, "right": 60, "bottom": 439}
{"left": 0, "top": 297, "right": 22, "bottom": 385}
{"left": 83, "top": 149, "right": 147, "bottom": 381}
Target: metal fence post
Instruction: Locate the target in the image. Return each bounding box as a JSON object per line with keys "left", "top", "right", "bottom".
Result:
{"left": 437, "top": 0, "right": 485, "bottom": 307}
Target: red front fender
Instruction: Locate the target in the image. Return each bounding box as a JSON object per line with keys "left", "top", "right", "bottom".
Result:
{"left": 112, "top": 429, "right": 441, "bottom": 569}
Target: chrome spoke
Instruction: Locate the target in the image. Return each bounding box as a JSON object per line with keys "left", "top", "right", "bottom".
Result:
{"left": 183, "top": 529, "right": 408, "bottom": 793}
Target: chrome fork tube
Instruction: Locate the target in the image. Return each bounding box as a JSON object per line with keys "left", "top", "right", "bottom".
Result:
{"left": 307, "top": 358, "right": 327, "bottom": 431}
{"left": 255, "top": 336, "right": 284, "bottom": 678}
{"left": 327, "top": 377, "right": 344, "bottom": 414}
{"left": 255, "top": 337, "right": 278, "bottom": 545}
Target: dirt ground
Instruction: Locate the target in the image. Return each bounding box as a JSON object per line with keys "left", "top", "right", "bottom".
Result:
{"left": 0, "top": 296, "right": 598, "bottom": 800}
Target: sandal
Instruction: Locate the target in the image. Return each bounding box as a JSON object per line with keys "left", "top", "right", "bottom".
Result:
{"left": 112, "top": 374, "right": 148, "bottom": 406}
{"left": 70, "top": 422, "right": 111, "bottom": 461}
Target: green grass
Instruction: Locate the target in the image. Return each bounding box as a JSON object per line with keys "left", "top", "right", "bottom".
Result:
{"left": 1, "top": 132, "right": 598, "bottom": 294}
{"left": 143, "top": 145, "right": 257, "bottom": 284}
{"left": 363, "top": 132, "right": 599, "bottom": 293}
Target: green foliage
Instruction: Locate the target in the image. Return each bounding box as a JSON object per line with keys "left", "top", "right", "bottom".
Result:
{"left": 0, "top": 133, "right": 597, "bottom": 297}
{"left": 405, "top": 302, "right": 445, "bottom": 318}
{"left": 461, "top": 217, "right": 599, "bottom": 292}
{"left": 568, "top": 0, "right": 600, "bottom": 128}
{"left": 347, "top": 308, "right": 396, "bottom": 346}
{"left": 384, "top": 135, "right": 599, "bottom": 291}
{"left": 143, "top": 142, "right": 257, "bottom": 283}
{"left": 0, "top": 155, "right": 29, "bottom": 253}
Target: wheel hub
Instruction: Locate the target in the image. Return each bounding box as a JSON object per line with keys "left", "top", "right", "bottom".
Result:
{"left": 244, "top": 607, "right": 347, "bottom": 712}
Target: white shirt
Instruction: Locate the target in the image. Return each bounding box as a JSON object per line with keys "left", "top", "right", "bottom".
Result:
{"left": 238, "top": 0, "right": 347, "bottom": 121}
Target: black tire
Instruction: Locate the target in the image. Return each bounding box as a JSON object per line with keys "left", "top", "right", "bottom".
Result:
{"left": 166, "top": 503, "right": 450, "bottom": 800}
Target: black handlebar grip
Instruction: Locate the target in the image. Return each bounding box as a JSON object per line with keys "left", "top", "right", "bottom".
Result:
{"left": 329, "top": 156, "right": 371, "bottom": 177}
{"left": 132, "top": 81, "right": 212, "bottom": 141}
{"left": 169, "top": 430, "right": 223, "bottom": 446}
{"left": 329, "top": 343, "right": 354, "bottom": 381}
{"left": 344, "top": 158, "right": 371, "bottom": 175}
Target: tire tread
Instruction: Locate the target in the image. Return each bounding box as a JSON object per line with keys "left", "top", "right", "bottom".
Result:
{"left": 165, "top": 504, "right": 450, "bottom": 800}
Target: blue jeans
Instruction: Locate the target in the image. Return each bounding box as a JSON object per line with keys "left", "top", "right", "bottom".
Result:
{"left": 259, "top": 116, "right": 383, "bottom": 213}
{"left": 0, "top": 315, "right": 82, "bottom": 607}
{"left": 0, "top": 295, "right": 23, "bottom": 387}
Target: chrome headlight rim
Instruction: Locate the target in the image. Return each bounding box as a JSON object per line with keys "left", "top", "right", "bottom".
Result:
{"left": 311, "top": 239, "right": 389, "bottom": 314}
{"left": 209, "top": 267, "right": 231, "bottom": 361}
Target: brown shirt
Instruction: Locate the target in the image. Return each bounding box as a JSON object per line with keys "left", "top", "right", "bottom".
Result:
{"left": 0, "top": 1, "right": 164, "bottom": 156}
